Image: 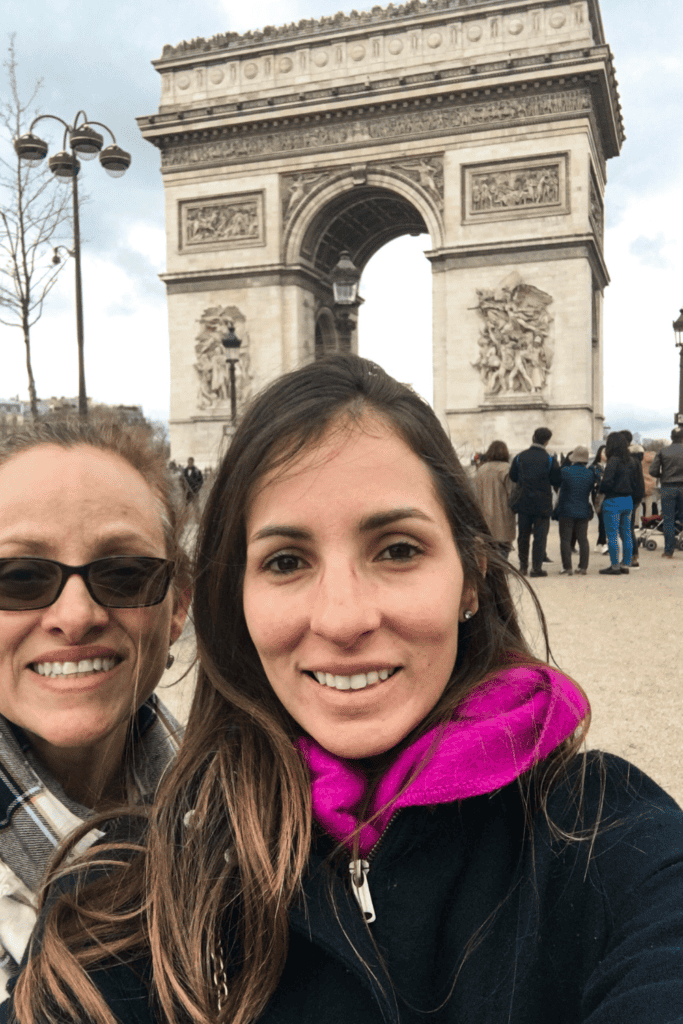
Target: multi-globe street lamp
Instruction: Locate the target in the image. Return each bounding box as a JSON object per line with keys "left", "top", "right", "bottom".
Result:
{"left": 14, "top": 112, "right": 131, "bottom": 418}
{"left": 672, "top": 308, "right": 683, "bottom": 427}
{"left": 331, "top": 250, "right": 362, "bottom": 353}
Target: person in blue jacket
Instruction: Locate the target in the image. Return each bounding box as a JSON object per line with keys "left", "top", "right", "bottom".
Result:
{"left": 4, "top": 356, "right": 683, "bottom": 1024}
{"left": 554, "top": 445, "right": 598, "bottom": 575}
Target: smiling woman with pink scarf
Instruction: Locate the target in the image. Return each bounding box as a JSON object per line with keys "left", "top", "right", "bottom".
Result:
{"left": 5, "top": 356, "right": 683, "bottom": 1024}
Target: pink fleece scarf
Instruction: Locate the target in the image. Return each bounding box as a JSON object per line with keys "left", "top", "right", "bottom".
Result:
{"left": 296, "top": 663, "right": 588, "bottom": 858}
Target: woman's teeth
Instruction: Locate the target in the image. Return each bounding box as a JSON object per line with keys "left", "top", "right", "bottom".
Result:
{"left": 32, "top": 657, "right": 118, "bottom": 679}
{"left": 312, "top": 668, "right": 396, "bottom": 691}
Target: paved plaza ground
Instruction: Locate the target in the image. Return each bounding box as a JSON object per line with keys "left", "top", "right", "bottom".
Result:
{"left": 156, "top": 520, "right": 683, "bottom": 807}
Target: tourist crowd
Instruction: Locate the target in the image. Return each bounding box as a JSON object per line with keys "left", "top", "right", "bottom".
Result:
{"left": 471, "top": 425, "right": 683, "bottom": 576}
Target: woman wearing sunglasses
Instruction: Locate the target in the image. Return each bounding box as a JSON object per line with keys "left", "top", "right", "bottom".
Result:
{"left": 5, "top": 357, "right": 683, "bottom": 1024}
{"left": 0, "top": 420, "right": 189, "bottom": 997}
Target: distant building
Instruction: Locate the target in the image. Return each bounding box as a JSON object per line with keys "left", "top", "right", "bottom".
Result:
{"left": 0, "top": 397, "right": 145, "bottom": 438}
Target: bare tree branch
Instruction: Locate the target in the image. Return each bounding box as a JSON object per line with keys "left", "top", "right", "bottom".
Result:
{"left": 0, "top": 33, "right": 72, "bottom": 417}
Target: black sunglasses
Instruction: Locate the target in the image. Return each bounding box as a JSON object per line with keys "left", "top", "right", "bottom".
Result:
{"left": 0, "top": 557, "right": 175, "bottom": 611}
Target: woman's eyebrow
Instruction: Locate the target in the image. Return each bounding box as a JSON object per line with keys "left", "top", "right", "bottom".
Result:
{"left": 250, "top": 508, "right": 433, "bottom": 544}
{"left": 250, "top": 525, "right": 312, "bottom": 542}
{"left": 358, "top": 508, "right": 433, "bottom": 532}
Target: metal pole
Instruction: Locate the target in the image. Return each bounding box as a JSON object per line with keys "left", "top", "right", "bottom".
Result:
{"left": 679, "top": 345, "right": 683, "bottom": 425}
{"left": 228, "top": 360, "right": 237, "bottom": 423}
{"left": 71, "top": 169, "right": 87, "bottom": 418}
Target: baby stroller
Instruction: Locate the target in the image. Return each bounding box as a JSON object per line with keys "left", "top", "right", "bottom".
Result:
{"left": 636, "top": 513, "right": 683, "bottom": 551}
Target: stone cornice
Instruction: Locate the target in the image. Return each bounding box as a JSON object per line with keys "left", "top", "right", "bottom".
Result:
{"left": 427, "top": 233, "right": 610, "bottom": 288}
{"left": 155, "top": 0, "right": 605, "bottom": 62}
{"left": 138, "top": 60, "right": 621, "bottom": 173}
{"left": 159, "top": 263, "right": 326, "bottom": 294}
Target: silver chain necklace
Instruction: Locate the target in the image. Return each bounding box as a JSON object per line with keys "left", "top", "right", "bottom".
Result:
{"left": 210, "top": 940, "right": 229, "bottom": 1012}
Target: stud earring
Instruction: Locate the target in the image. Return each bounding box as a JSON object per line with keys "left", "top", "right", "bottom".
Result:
{"left": 462, "top": 609, "right": 474, "bottom": 621}
{"left": 166, "top": 652, "right": 175, "bottom": 670}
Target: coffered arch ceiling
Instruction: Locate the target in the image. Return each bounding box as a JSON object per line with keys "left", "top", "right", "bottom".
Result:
{"left": 300, "top": 186, "right": 429, "bottom": 278}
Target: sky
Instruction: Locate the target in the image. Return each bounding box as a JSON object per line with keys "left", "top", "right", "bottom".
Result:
{"left": 1, "top": 0, "right": 682, "bottom": 438}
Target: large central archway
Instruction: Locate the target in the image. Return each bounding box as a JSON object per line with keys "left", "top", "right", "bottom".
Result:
{"left": 139, "top": 0, "right": 622, "bottom": 465}
{"left": 283, "top": 168, "right": 438, "bottom": 358}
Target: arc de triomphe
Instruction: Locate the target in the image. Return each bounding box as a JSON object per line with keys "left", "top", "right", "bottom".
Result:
{"left": 137, "top": 0, "right": 623, "bottom": 464}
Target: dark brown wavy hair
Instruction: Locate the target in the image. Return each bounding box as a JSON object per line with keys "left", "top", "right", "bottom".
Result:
{"left": 14, "top": 356, "right": 589, "bottom": 1024}
{"left": 482, "top": 439, "right": 510, "bottom": 463}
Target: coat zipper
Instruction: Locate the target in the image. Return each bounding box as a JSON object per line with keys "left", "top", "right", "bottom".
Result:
{"left": 348, "top": 810, "right": 401, "bottom": 925}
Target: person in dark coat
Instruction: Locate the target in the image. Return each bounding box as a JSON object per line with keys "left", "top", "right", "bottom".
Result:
{"left": 181, "top": 457, "right": 203, "bottom": 503}
{"left": 598, "top": 431, "right": 641, "bottom": 575}
{"left": 649, "top": 426, "right": 683, "bottom": 557}
{"left": 554, "top": 445, "right": 597, "bottom": 575}
{"left": 4, "top": 356, "right": 683, "bottom": 1024}
{"left": 508, "top": 426, "right": 561, "bottom": 577}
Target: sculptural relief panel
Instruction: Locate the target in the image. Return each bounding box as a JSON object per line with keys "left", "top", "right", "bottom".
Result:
{"left": 178, "top": 192, "right": 265, "bottom": 252}
{"left": 472, "top": 273, "right": 554, "bottom": 398}
{"left": 463, "top": 154, "right": 569, "bottom": 224}
{"left": 193, "top": 306, "right": 253, "bottom": 413}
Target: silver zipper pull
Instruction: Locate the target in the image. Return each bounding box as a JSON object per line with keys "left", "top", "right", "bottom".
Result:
{"left": 349, "top": 859, "right": 376, "bottom": 924}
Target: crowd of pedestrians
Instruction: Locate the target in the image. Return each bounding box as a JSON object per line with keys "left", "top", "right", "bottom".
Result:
{"left": 472, "top": 425, "right": 683, "bottom": 576}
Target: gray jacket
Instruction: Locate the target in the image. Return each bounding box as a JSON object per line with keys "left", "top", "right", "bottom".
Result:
{"left": 649, "top": 443, "right": 683, "bottom": 486}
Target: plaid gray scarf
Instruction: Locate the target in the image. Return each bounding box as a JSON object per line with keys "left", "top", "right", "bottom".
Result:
{"left": 0, "top": 696, "right": 182, "bottom": 994}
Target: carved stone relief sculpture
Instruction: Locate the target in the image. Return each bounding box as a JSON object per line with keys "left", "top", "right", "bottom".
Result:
{"left": 162, "top": 90, "right": 591, "bottom": 169}
{"left": 193, "top": 306, "right": 253, "bottom": 413}
{"left": 472, "top": 273, "right": 554, "bottom": 396}
{"left": 464, "top": 155, "right": 568, "bottom": 223}
{"left": 392, "top": 156, "right": 444, "bottom": 210}
{"left": 179, "top": 193, "right": 265, "bottom": 251}
{"left": 281, "top": 171, "right": 329, "bottom": 226}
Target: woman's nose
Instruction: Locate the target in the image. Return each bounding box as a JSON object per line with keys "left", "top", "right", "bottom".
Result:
{"left": 40, "top": 574, "right": 110, "bottom": 641}
{"left": 308, "top": 564, "right": 381, "bottom": 646}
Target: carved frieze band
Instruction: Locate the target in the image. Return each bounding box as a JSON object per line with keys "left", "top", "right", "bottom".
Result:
{"left": 463, "top": 154, "right": 569, "bottom": 224}
{"left": 280, "top": 155, "right": 444, "bottom": 232}
{"left": 178, "top": 192, "right": 265, "bottom": 252}
{"left": 161, "top": 89, "right": 591, "bottom": 170}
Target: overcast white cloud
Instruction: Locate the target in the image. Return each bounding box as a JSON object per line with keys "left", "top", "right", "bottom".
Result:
{"left": 1, "top": 0, "right": 682, "bottom": 436}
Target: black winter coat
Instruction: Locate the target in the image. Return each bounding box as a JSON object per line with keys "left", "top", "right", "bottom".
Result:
{"left": 509, "top": 445, "right": 562, "bottom": 516}
{"left": 599, "top": 456, "right": 642, "bottom": 500}
{"left": 6, "top": 754, "right": 683, "bottom": 1024}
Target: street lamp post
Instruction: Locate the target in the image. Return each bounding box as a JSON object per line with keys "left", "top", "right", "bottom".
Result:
{"left": 221, "top": 323, "right": 242, "bottom": 424}
{"left": 672, "top": 308, "right": 683, "bottom": 427}
{"left": 14, "top": 112, "right": 131, "bottom": 418}
{"left": 331, "top": 251, "right": 361, "bottom": 353}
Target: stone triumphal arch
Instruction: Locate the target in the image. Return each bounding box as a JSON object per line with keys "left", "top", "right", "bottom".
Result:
{"left": 138, "top": 0, "right": 623, "bottom": 463}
